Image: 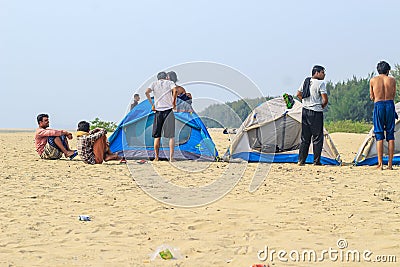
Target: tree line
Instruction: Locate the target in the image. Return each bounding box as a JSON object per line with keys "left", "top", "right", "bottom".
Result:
{"left": 199, "top": 97, "right": 272, "bottom": 128}
{"left": 199, "top": 64, "right": 400, "bottom": 128}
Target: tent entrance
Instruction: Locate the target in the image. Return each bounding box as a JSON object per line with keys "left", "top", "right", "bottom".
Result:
{"left": 247, "top": 116, "right": 301, "bottom": 153}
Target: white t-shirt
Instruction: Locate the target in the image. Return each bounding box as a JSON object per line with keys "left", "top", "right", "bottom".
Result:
{"left": 148, "top": 80, "right": 176, "bottom": 111}
{"left": 298, "top": 78, "right": 327, "bottom": 112}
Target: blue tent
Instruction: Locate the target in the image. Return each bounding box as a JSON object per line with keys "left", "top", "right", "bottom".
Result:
{"left": 108, "top": 99, "right": 218, "bottom": 161}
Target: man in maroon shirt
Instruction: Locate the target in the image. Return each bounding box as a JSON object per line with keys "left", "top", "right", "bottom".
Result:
{"left": 35, "top": 114, "right": 77, "bottom": 160}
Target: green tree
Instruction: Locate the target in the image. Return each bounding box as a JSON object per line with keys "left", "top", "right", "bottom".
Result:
{"left": 390, "top": 63, "right": 400, "bottom": 102}
{"left": 90, "top": 118, "right": 117, "bottom": 132}
{"left": 199, "top": 97, "right": 271, "bottom": 128}
{"left": 326, "top": 75, "right": 374, "bottom": 122}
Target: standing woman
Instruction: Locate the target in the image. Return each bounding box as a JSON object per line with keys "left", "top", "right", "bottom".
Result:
{"left": 167, "top": 71, "right": 192, "bottom": 104}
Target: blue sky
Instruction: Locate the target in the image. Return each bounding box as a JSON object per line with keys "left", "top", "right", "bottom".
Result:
{"left": 1, "top": 0, "right": 399, "bottom": 129}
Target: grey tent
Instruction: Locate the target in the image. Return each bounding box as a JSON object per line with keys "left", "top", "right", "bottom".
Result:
{"left": 354, "top": 102, "right": 400, "bottom": 166}
{"left": 223, "top": 97, "right": 341, "bottom": 165}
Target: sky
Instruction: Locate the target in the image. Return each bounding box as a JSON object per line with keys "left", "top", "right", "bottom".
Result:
{"left": 1, "top": 0, "right": 399, "bottom": 129}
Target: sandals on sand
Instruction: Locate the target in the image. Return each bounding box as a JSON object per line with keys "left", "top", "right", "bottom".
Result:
{"left": 69, "top": 150, "right": 78, "bottom": 160}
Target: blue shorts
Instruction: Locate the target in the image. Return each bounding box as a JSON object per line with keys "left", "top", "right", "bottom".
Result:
{"left": 47, "top": 135, "right": 68, "bottom": 151}
{"left": 373, "top": 100, "right": 396, "bottom": 141}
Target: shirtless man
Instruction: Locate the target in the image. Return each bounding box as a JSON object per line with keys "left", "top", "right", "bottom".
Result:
{"left": 370, "top": 61, "right": 397, "bottom": 170}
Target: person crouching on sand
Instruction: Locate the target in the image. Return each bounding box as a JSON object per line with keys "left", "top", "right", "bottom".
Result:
{"left": 35, "top": 113, "right": 78, "bottom": 160}
{"left": 76, "top": 121, "right": 122, "bottom": 164}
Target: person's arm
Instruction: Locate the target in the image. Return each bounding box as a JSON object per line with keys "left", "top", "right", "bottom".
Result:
{"left": 370, "top": 79, "right": 375, "bottom": 101}
{"left": 89, "top": 128, "right": 106, "bottom": 135}
{"left": 296, "top": 79, "right": 304, "bottom": 101}
{"left": 145, "top": 88, "right": 154, "bottom": 111}
{"left": 176, "top": 86, "right": 186, "bottom": 95}
{"left": 36, "top": 128, "right": 70, "bottom": 137}
{"left": 87, "top": 129, "right": 106, "bottom": 144}
{"left": 172, "top": 87, "right": 178, "bottom": 110}
{"left": 391, "top": 77, "right": 397, "bottom": 99}
{"left": 296, "top": 90, "right": 302, "bottom": 101}
{"left": 321, "top": 93, "right": 328, "bottom": 109}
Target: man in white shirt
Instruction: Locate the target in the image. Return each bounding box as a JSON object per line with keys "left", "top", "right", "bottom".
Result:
{"left": 145, "top": 72, "right": 178, "bottom": 161}
{"left": 296, "top": 65, "right": 329, "bottom": 165}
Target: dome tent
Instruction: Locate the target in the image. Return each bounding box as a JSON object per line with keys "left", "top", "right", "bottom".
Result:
{"left": 109, "top": 98, "right": 218, "bottom": 161}
{"left": 223, "top": 97, "right": 341, "bottom": 165}
{"left": 354, "top": 102, "right": 400, "bottom": 166}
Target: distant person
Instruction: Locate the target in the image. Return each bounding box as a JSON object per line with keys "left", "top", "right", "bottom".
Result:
{"left": 35, "top": 114, "right": 78, "bottom": 160}
{"left": 370, "top": 60, "right": 397, "bottom": 170}
{"left": 145, "top": 71, "right": 178, "bottom": 161}
{"left": 130, "top": 93, "right": 140, "bottom": 110}
{"left": 296, "top": 65, "right": 328, "bottom": 166}
{"left": 167, "top": 71, "right": 192, "bottom": 104}
{"left": 76, "top": 121, "right": 121, "bottom": 164}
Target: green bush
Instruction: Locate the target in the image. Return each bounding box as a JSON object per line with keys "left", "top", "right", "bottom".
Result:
{"left": 90, "top": 118, "right": 117, "bottom": 132}
{"left": 325, "top": 120, "right": 372, "bottom": 134}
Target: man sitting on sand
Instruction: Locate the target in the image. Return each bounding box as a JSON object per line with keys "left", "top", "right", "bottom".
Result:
{"left": 35, "top": 113, "right": 78, "bottom": 160}
{"left": 370, "top": 60, "right": 397, "bottom": 170}
{"left": 76, "top": 120, "right": 121, "bottom": 164}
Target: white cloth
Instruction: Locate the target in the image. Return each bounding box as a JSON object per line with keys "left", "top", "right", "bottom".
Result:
{"left": 298, "top": 78, "right": 327, "bottom": 112}
{"left": 148, "top": 80, "right": 176, "bottom": 111}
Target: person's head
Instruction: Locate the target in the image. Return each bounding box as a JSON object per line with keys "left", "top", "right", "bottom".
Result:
{"left": 157, "top": 71, "right": 167, "bottom": 80}
{"left": 134, "top": 93, "right": 140, "bottom": 101}
{"left": 167, "top": 71, "right": 178, "bottom": 83}
{"left": 37, "top": 113, "right": 49, "bottom": 128}
{"left": 311, "top": 65, "right": 326, "bottom": 80}
{"left": 77, "top": 121, "right": 90, "bottom": 132}
{"left": 377, "top": 61, "right": 391, "bottom": 75}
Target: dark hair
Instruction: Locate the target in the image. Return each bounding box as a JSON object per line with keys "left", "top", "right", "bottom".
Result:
{"left": 157, "top": 71, "right": 167, "bottom": 80}
{"left": 77, "top": 121, "right": 90, "bottom": 132}
{"left": 37, "top": 113, "right": 48, "bottom": 124}
{"left": 167, "top": 71, "right": 178, "bottom": 83}
{"left": 134, "top": 93, "right": 139, "bottom": 98}
{"left": 377, "top": 61, "right": 391, "bottom": 75}
{"left": 312, "top": 65, "right": 325, "bottom": 76}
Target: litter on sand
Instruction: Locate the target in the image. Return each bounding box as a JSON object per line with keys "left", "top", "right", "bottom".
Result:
{"left": 149, "top": 244, "right": 182, "bottom": 261}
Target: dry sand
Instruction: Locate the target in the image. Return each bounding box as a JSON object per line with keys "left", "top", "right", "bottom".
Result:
{"left": 0, "top": 130, "right": 399, "bottom": 266}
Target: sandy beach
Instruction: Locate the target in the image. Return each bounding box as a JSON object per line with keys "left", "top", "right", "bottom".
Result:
{"left": 0, "top": 130, "right": 399, "bottom": 266}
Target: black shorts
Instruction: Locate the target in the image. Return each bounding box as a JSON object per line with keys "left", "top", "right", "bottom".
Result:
{"left": 152, "top": 109, "right": 175, "bottom": 138}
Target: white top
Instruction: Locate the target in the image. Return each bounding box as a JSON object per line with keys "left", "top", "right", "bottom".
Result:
{"left": 148, "top": 80, "right": 176, "bottom": 111}
{"left": 298, "top": 78, "right": 327, "bottom": 112}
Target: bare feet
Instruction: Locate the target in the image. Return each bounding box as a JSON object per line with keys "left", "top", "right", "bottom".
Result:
{"left": 153, "top": 157, "right": 159, "bottom": 161}
{"left": 104, "top": 153, "right": 119, "bottom": 161}
{"left": 169, "top": 158, "right": 176, "bottom": 162}
{"left": 65, "top": 150, "right": 76, "bottom": 158}
{"left": 376, "top": 163, "right": 383, "bottom": 170}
